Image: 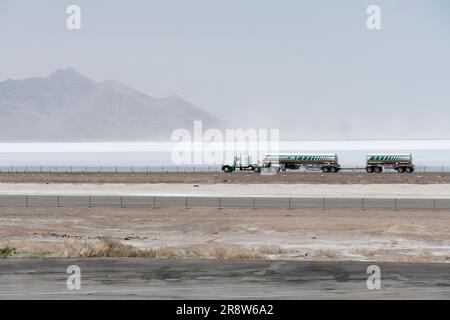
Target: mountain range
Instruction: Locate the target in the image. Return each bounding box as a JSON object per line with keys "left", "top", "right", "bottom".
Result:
{"left": 0, "top": 68, "right": 224, "bottom": 141}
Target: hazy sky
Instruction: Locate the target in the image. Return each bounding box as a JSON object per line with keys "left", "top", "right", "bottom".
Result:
{"left": 1, "top": 0, "right": 450, "bottom": 135}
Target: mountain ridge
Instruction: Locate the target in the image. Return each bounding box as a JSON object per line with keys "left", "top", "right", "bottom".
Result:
{"left": 0, "top": 68, "right": 225, "bottom": 141}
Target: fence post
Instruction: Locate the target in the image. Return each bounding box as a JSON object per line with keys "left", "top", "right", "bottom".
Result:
{"left": 361, "top": 198, "right": 365, "bottom": 210}
{"left": 218, "top": 197, "right": 222, "bottom": 209}
{"left": 322, "top": 198, "right": 325, "bottom": 210}
{"left": 394, "top": 198, "right": 397, "bottom": 210}
{"left": 252, "top": 197, "right": 256, "bottom": 209}
{"left": 433, "top": 199, "right": 436, "bottom": 211}
{"left": 120, "top": 196, "right": 123, "bottom": 208}
{"left": 88, "top": 196, "right": 91, "bottom": 208}
{"left": 25, "top": 195, "right": 28, "bottom": 208}
{"left": 288, "top": 197, "right": 291, "bottom": 210}
{"left": 153, "top": 196, "right": 156, "bottom": 209}
{"left": 185, "top": 197, "right": 188, "bottom": 209}
{"left": 57, "top": 196, "right": 60, "bottom": 208}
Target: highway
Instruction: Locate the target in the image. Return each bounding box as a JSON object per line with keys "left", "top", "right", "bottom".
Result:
{"left": 0, "top": 194, "right": 450, "bottom": 210}
{"left": 0, "top": 259, "right": 449, "bottom": 299}
{"left": 0, "top": 194, "right": 449, "bottom": 209}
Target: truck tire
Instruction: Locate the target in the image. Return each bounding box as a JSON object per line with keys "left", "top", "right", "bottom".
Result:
{"left": 322, "top": 166, "right": 330, "bottom": 173}
{"left": 405, "top": 166, "right": 414, "bottom": 173}
{"left": 254, "top": 167, "right": 261, "bottom": 173}
{"left": 366, "top": 167, "right": 374, "bottom": 173}
{"left": 374, "top": 166, "right": 383, "bottom": 173}
{"left": 397, "top": 167, "right": 405, "bottom": 173}
{"left": 330, "top": 166, "right": 337, "bottom": 173}
{"left": 222, "top": 166, "right": 232, "bottom": 173}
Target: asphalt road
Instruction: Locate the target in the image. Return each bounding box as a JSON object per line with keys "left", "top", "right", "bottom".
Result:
{"left": 0, "top": 194, "right": 449, "bottom": 210}
{"left": 0, "top": 259, "right": 449, "bottom": 299}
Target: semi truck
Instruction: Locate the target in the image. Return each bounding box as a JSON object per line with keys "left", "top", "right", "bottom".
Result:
{"left": 262, "top": 153, "right": 341, "bottom": 173}
{"left": 365, "top": 153, "right": 414, "bottom": 173}
{"left": 221, "top": 156, "right": 261, "bottom": 173}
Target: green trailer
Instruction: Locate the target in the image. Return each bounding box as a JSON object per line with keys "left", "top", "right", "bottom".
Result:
{"left": 366, "top": 153, "right": 414, "bottom": 173}
{"left": 262, "top": 153, "right": 341, "bottom": 173}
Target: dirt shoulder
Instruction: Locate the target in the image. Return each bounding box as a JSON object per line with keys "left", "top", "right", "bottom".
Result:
{"left": 1, "top": 206, "right": 449, "bottom": 263}
{"left": 1, "top": 172, "right": 450, "bottom": 184}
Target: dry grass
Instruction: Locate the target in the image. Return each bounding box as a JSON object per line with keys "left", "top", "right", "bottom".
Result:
{"left": 0, "top": 247, "right": 17, "bottom": 258}
{"left": 3, "top": 238, "right": 448, "bottom": 263}
{"left": 4, "top": 238, "right": 269, "bottom": 260}
{"left": 210, "top": 246, "right": 265, "bottom": 260}
{"left": 63, "top": 237, "right": 143, "bottom": 258}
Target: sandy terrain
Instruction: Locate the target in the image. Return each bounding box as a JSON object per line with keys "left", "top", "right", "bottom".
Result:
{"left": 1, "top": 172, "right": 450, "bottom": 184}
{"left": 1, "top": 182, "right": 450, "bottom": 198}
{"left": 1, "top": 206, "right": 449, "bottom": 263}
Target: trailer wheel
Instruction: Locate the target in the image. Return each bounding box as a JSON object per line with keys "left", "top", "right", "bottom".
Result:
{"left": 330, "top": 166, "right": 337, "bottom": 173}
{"left": 397, "top": 167, "right": 405, "bottom": 173}
{"left": 254, "top": 167, "right": 261, "bottom": 173}
{"left": 366, "top": 167, "right": 374, "bottom": 173}
{"left": 322, "top": 166, "right": 330, "bottom": 173}
{"left": 405, "top": 167, "right": 414, "bottom": 173}
{"left": 374, "top": 166, "right": 383, "bottom": 173}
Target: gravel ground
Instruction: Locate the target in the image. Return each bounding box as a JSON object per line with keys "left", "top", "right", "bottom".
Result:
{"left": 1, "top": 172, "right": 450, "bottom": 184}
{"left": 1, "top": 206, "right": 449, "bottom": 263}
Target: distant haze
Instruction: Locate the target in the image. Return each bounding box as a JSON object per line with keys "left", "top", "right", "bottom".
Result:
{"left": 0, "top": 68, "right": 224, "bottom": 141}
{"left": 0, "top": 0, "right": 449, "bottom": 140}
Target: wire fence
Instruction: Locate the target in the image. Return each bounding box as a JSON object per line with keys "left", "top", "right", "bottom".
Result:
{"left": 1, "top": 195, "right": 449, "bottom": 210}
{"left": 0, "top": 165, "right": 223, "bottom": 174}
{"left": 0, "top": 165, "right": 450, "bottom": 174}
